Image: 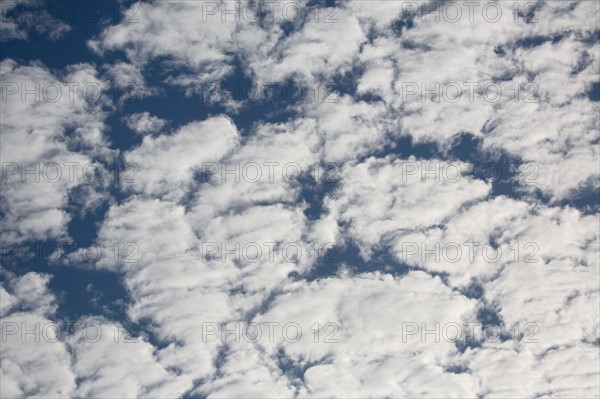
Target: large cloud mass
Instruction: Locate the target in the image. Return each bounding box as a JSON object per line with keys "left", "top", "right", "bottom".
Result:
{"left": 1, "top": 0, "right": 598, "bottom": 397}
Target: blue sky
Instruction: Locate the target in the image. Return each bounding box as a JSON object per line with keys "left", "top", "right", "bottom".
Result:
{"left": 1, "top": 1, "right": 599, "bottom": 398}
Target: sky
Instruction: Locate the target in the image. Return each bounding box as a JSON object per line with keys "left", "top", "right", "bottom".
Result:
{"left": 0, "top": 0, "right": 599, "bottom": 398}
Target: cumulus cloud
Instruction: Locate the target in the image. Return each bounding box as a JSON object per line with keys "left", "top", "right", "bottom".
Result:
{"left": 89, "top": 1, "right": 368, "bottom": 97}
{"left": 71, "top": 318, "right": 185, "bottom": 398}
{"left": 297, "top": 95, "right": 395, "bottom": 163}
{"left": 91, "top": 197, "right": 256, "bottom": 392}
{"left": 88, "top": 1, "right": 254, "bottom": 93}
{"left": 122, "top": 112, "right": 168, "bottom": 135}
{"left": 244, "top": 7, "right": 366, "bottom": 86}
{"left": 187, "top": 117, "right": 319, "bottom": 217}
{"left": 124, "top": 116, "right": 240, "bottom": 201}
{"left": 392, "top": 196, "right": 599, "bottom": 285}
{"left": 86, "top": 114, "right": 339, "bottom": 393}
{"left": 326, "top": 156, "right": 491, "bottom": 256}
{"left": 0, "top": 0, "right": 71, "bottom": 42}
{"left": 105, "top": 62, "right": 159, "bottom": 101}
{"left": 0, "top": 269, "right": 76, "bottom": 398}
{"left": 1, "top": 268, "right": 185, "bottom": 398}
{"left": 248, "top": 271, "right": 479, "bottom": 398}
{"left": 3, "top": 0, "right": 599, "bottom": 397}
{"left": 355, "top": 0, "right": 600, "bottom": 200}
{"left": 0, "top": 59, "right": 113, "bottom": 243}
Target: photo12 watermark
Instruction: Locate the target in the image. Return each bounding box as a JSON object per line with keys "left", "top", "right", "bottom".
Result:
{"left": 393, "top": 161, "right": 540, "bottom": 185}
{"left": 0, "top": 320, "right": 342, "bottom": 345}
{"left": 400, "top": 2, "right": 539, "bottom": 24}
{"left": 199, "top": 161, "right": 340, "bottom": 184}
{"left": 202, "top": 321, "right": 341, "bottom": 344}
{"left": 1, "top": 161, "right": 139, "bottom": 185}
{"left": 1, "top": 81, "right": 145, "bottom": 104}
{"left": 1, "top": 321, "right": 140, "bottom": 344}
{"left": 197, "top": 1, "right": 340, "bottom": 24}
{"left": 0, "top": 242, "right": 140, "bottom": 265}
{"left": 200, "top": 241, "right": 338, "bottom": 264}
{"left": 399, "top": 81, "right": 539, "bottom": 104}
{"left": 401, "top": 321, "right": 540, "bottom": 344}
{"left": 398, "top": 241, "right": 540, "bottom": 264}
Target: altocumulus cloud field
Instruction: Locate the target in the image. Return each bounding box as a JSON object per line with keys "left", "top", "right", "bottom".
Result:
{"left": 0, "top": 0, "right": 599, "bottom": 398}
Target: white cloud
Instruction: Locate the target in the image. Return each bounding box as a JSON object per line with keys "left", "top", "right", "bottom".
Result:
{"left": 4, "top": 1, "right": 598, "bottom": 396}
{"left": 345, "top": 0, "right": 418, "bottom": 31}
{"left": 90, "top": 1, "right": 368, "bottom": 95}
{"left": 298, "top": 95, "right": 395, "bottom": 164}
{"left": 0, "top": 59, "right": 113, "bottom": 243}
{"left": 244, "top": 7, "right": 366, "bottom": 86}
{"left": 88, "top": 1, "right": 253, "bottom": 91}
{"left": 0, "top": 270, "right": 76, "bottom": 398}
{"left": 124, "top": 116, "right": 240, "bottom": 201}
{"left": 89, "top": 113, "right": 337, "bottom": 394}
{"left": 92, "top": 197, "right": 243, "bottom": 392}
{"left": 248, "top": 271, "right": 479, "bottom": 398}
{"left": 193, "top": 340, "right": 296, "bottom": 398}
{"left": 105, "top": 62, "right": 159, "bottom": 101}
{"left": 187, "top": 118, "right": 319, "bottom": 218}
{"left": 391, "top": 196, "right": 598, "bottom": 285}
{"left": 463, "top": 343, "right": 600, "bottom": 398}
{"left": 0, "top": 0, "right": 71, "bottom": 42}
{"left": 354, "top": 1, "right": 600, "bottom": 200}
{"left": 326, "top": 156, "right": 490, "bottom": 255}
{"left": 71, "top": 318, "right": 185, "bottom": 398}
{"left": 123, "top": 112, "right": 168, "bottom": 135}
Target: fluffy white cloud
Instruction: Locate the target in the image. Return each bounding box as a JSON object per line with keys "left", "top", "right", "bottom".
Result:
{"left": 187, "top": 117, "right": 318, "bottom": 217}
{"left": 92, "top": 197, "right": 262, "bottom": 392}
{"left": 244, "top": 7, "right": 366, "bottom": 85}
{"left": 463, "top": 342, "right": 600, "bottom": 398}
{"left": 355, "top": 1, "right": 600, "bottom": 200}
{"left": 124, "top": 116, "right": 240, "bottom": 201}
{"left": 89, "top": 113, "right": 335, "bottom": 394}
{"left": 247, "top": 271, "right": 479, "bottom": 398}
{"left": 88, "top": 1, "right": 261, "bottom": 92}
{"left": 0, "top": 0, "right": 70, "bottom": 42}
{"left": 105, "top": 62, "right": 159, "bottom": 101}
{"left": 0, "top": 270, "right": 76, "bottom": 398}
{"left": 123, "top": 112, "right": 168, "bottom": 135}
{"left": 392, "top": 196, "right": 598, "bottom": 285}
{"left": 0, "top": 59, "right": 113, "bottom": 243}
{"left": 90, "top": 1, "right": 368, "bottom": 92}
{"left": 71, "top": 318, "right": 185, "bottom": 398}
{"left": 193, "top": 339, "right": 296, "bottom": 398}
{"left": 326, "top": 156, "right": 490, "bottom": 255}
{"left": 4, "top": 0, "right": 598, "bottom": 397}
{"left": 345, "top": 0, "right": 418, "bottom": 31}
{"left": 296, "top": 95, "right": 395, "bottom": 163}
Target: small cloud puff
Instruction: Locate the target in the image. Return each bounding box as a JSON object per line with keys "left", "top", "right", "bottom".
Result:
{"left": 122, "top": 112, "right": 168, "bottom": 135}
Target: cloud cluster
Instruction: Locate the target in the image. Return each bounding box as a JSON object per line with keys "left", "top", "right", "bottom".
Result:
{"left": 2, "top": 0, "right": 598, "bottom": 397}
{"left": 0, "top": 270, "right": 76, "bottom": 398}
{"left": 355, "top": 1, "right": 600, "bottom": 200}
{"left": 0, "top": 0, "right": 70, "bottom": 42}
{"left": 0, "top": 59, "right": 113, "bottom": 243}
